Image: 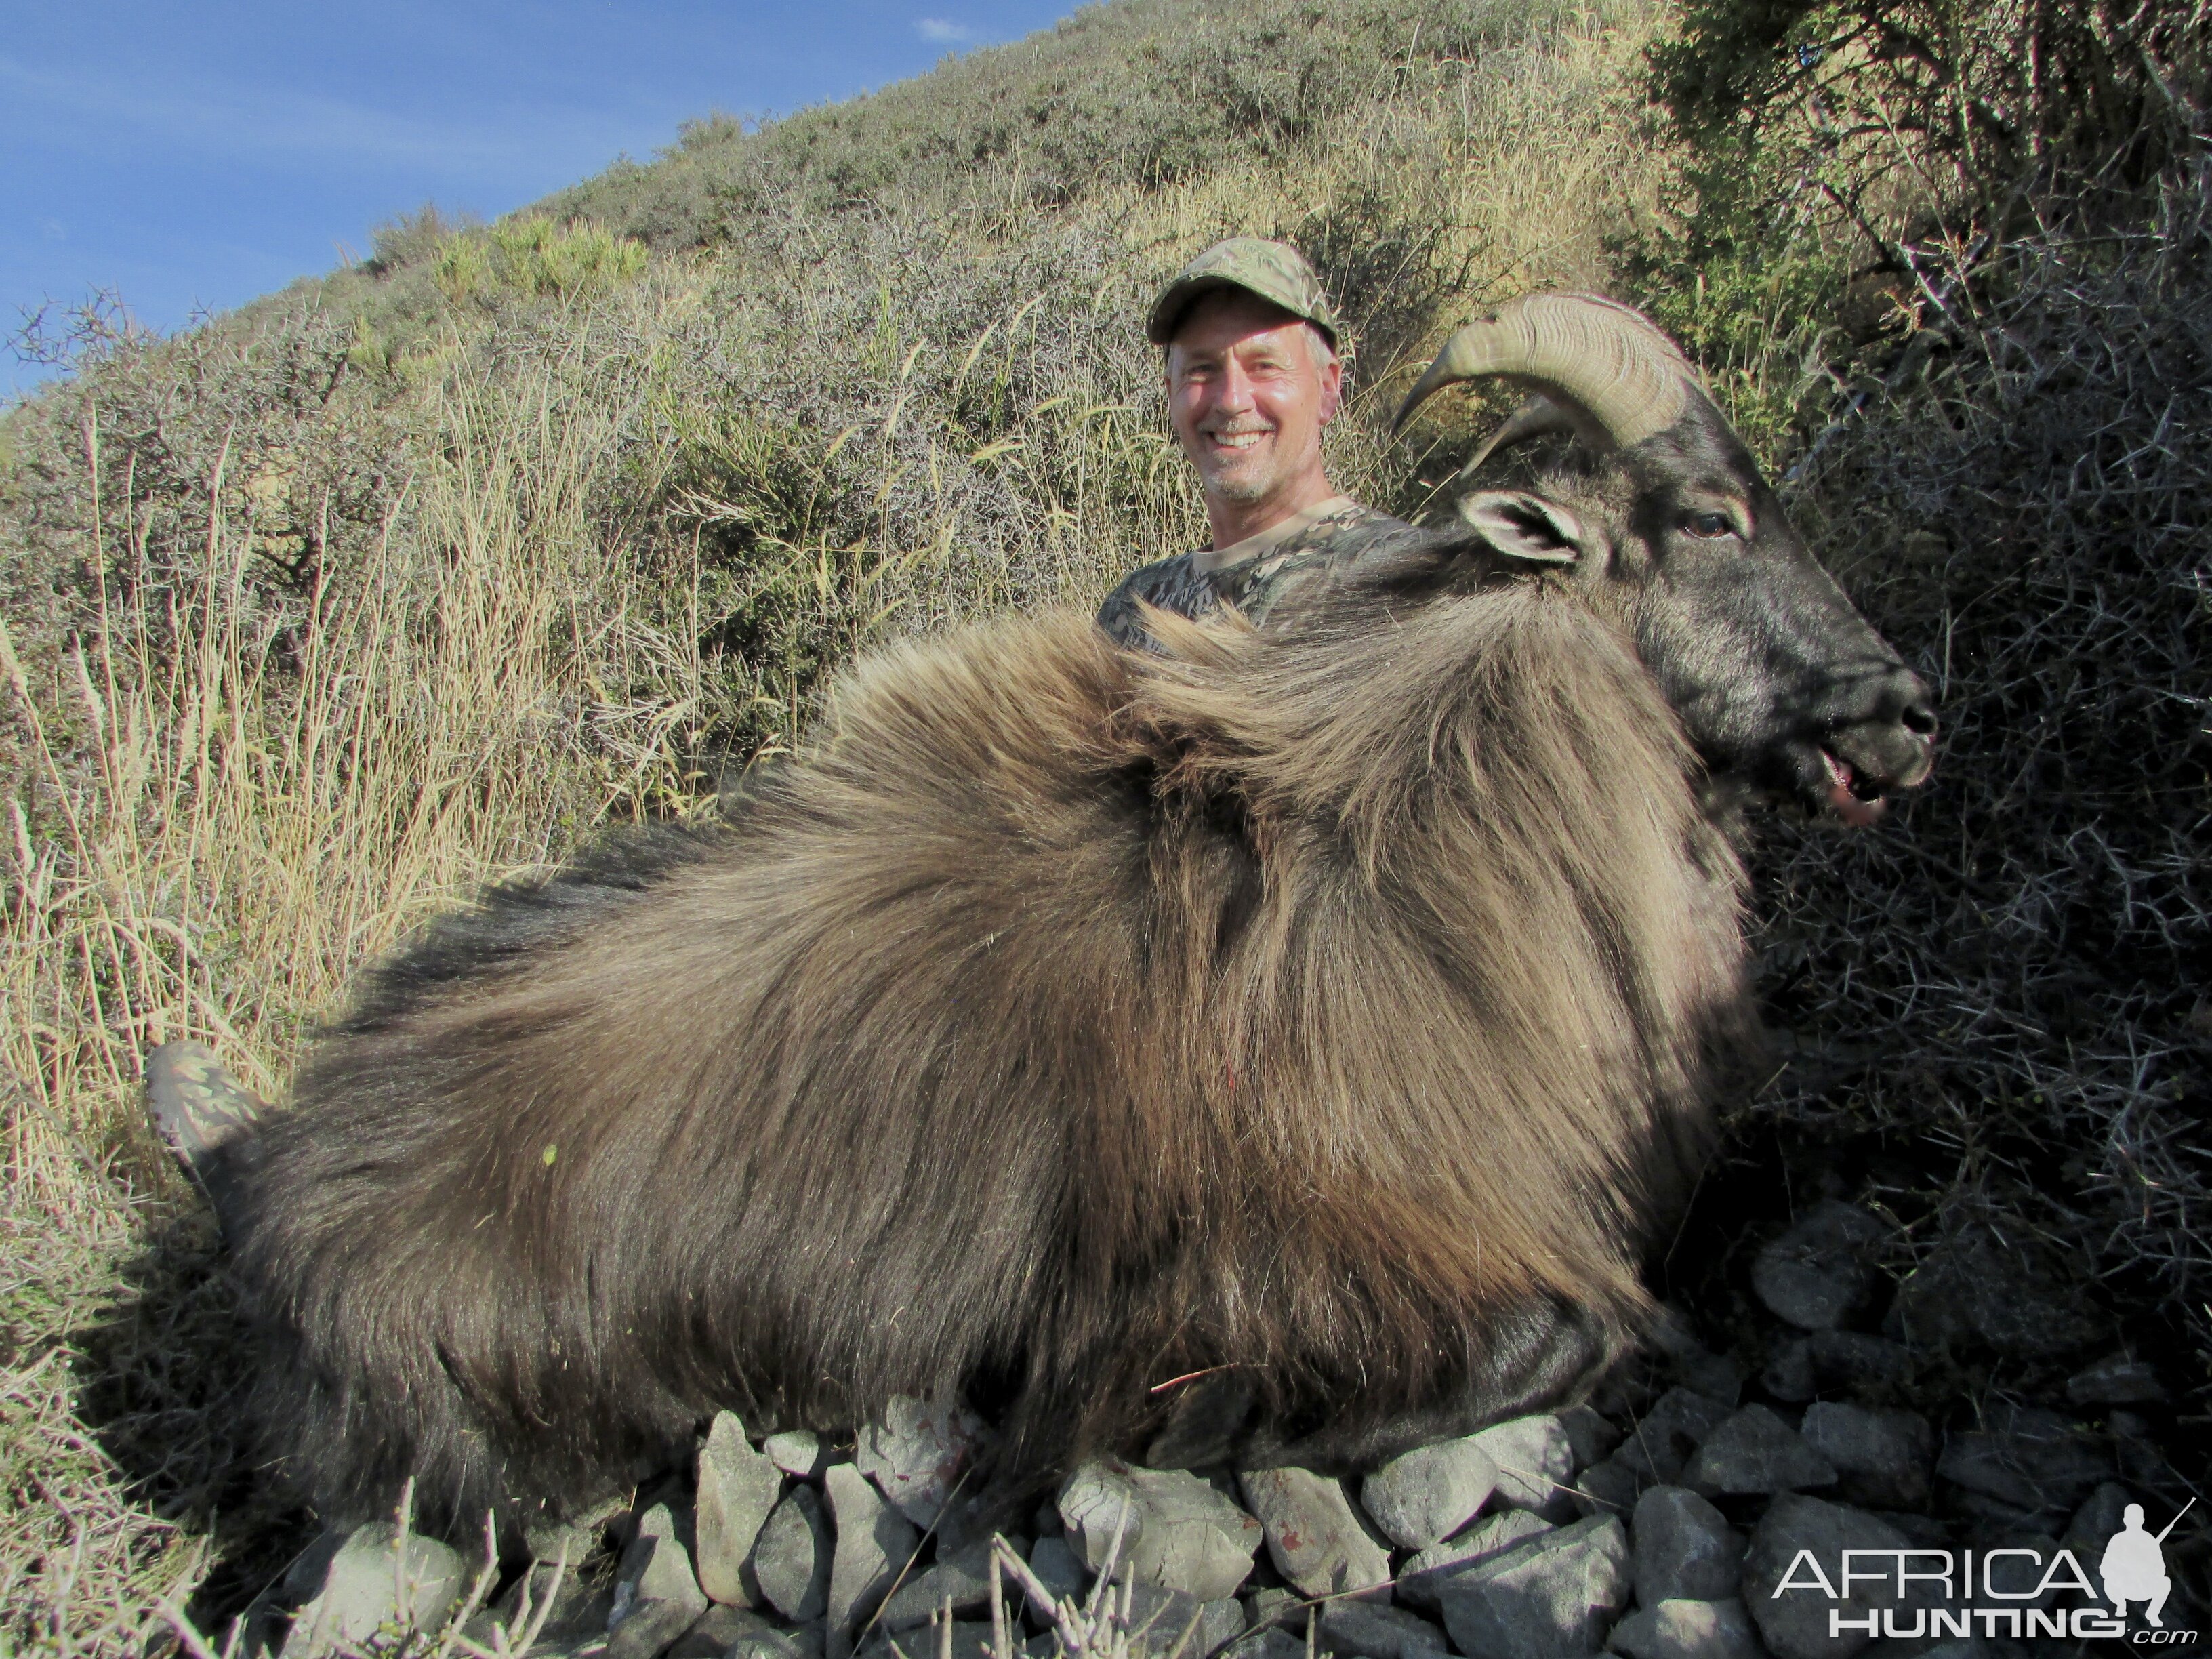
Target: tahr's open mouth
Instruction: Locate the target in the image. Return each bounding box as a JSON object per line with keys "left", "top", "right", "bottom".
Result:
{"left": 1818, "top": 746, "right": 1891, "bottom": 827}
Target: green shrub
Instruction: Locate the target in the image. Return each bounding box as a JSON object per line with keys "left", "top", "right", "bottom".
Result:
{"left": 434, "top": 216, "right": 650, "bottom": 306}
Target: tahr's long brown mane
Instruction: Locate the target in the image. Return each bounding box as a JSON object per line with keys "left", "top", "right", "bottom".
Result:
{"left": 232, "top": 540, "right": 1751, "bottom": 1531}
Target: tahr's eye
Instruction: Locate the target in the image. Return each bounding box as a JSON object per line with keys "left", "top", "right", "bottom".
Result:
{"left": 1683, "top": 511, "right": 1737, "bottom": 539}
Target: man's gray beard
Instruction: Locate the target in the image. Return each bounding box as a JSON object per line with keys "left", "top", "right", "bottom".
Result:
{"left": 1204, "top": 468, "right": 1274, "bottom": 507}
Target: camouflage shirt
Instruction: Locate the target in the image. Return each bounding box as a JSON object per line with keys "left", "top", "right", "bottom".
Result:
{"left": 1096, "top": 495, "right": 1424, "bottom": 650}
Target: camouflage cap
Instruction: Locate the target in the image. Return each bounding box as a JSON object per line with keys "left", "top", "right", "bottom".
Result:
{"left": 1145, "top": 237, "right": 1343, "bottom": 350}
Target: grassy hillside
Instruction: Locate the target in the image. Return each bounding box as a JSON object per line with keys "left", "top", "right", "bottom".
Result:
{"left": 1, "top": 0, "right": 2205, "bottom": 1645}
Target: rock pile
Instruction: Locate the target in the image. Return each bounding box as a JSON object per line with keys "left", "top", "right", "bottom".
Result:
{"left": 276, "top": 1195, "right": 2198, "bottom": 1658}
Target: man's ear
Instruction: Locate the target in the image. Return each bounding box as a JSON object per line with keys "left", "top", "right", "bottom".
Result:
{"left": 1454, "top": 489, "right": 1587, "bottom": 566}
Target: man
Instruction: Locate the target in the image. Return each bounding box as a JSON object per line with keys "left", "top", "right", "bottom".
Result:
{"left": 1096, "top": 237, "right": 1423, "bottom": 649}
{"left": 2101, "top": 1502, "right": 2175, "bottom": 1628}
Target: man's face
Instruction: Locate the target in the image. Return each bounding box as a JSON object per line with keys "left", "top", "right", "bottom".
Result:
{"left": 1166, "top": 292, "right": 1342, "bottom": 510}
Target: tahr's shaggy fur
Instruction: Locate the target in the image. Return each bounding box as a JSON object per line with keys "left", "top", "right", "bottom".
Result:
{"left": 230, "top": 537, "right": 1755, "bottom": 1530}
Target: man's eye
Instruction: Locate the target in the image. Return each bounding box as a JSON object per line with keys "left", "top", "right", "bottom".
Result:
{"left": 1684, "top": 512, "right": 1737, "bottom": 539}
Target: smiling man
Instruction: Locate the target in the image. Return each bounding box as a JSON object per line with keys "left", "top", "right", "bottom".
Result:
{"left": 1096, "top": 238, "right": 1418, "bottom": 649}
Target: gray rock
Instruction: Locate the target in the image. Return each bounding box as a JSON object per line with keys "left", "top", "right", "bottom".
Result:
{"left": 1360, "top": 1437, "right": 1500, "bottom": 1549}
{"left": 1027, "top": 1534, "right": 1090, "bottom": 1610}
{"left": 1241, "top": 1586, "right": 1302, "bottom": 1634}
{"left": 1574, "top": 1456, "right": 1648, "bottom": 1521}
{"left": 826, "top": 1462, "right": 922, "bottom": 1650}
{"left": 1761, "top": 1333, "right": 1914, "bottom": 1404}
{"left": 701, "top": 1412, "right": 787, "bottom": 1605}
{"left": 1740, "top": 1495, "right": 1923, "bottom": 1659}
{"left": 1236, "top": 1467, "right": 1391, "bottom": 1599}
{"left": 2063, "top": 1482, "right": 2135, "bottom": 1562}
{"left": 607, "top": 1597, "right": 708, "bottom": 1659}
{"left": 1061, "top": 1459, "right": 1263, "bottom": 1601}
{"left": 525, "top": 1492, "right": 630, "bottom": 1568}
{"left": 1936, "top": 1404, "right": 2111, "bottom": 1515}
{"left": 2110, "top": 1408, "right": 2175, "bottom": 1486}
{"left": 1614, "top": 1389, "right": 1733, "bottom": 1485}
{"left": 857, "top": 1397, "right": 986, "bottom": 1530}
{"left": 1471, "top": 1414, "right": 1580, "bottom": 1520}
{"left": 1197, "top": 1597, "right": 1247, "bottom": 1656}
{"left": 1751, "top": 1202, "right": 1889, "bottom": 1330}
{"left": 1649, "top": 1317, "right": 1746, "bottom": 1407}
{"left": 1399, "top": 1509, "right": 1556, "bottom": 1610}
{"left": 754, "top": 1485, "right": 834, "bottom": 1624}
{"left": 1607, "top": 1598, "right": 1763, "bottom": 1659}
{"left": 1116, "top": 1587, "right": 1244, "bottom": 1658}
{"left": 1222, "top": 1628, "right": 1306, "bottom": 1659}
{"left": 1120, "top": 1582, "right": 1210, "bottom": 1654}
{"left": 2065, "top": 1354, "right": 2166, "bottom": 1407}
{"left": 281, "top": 1523, "right": 468, "bottom": 1657}
{"left": 768, "top": 1431, "right": 832, "bottom": 1479}
{"left": 674, "top": 1605, "right": 823, "bottom": 1659}
{"left": 1799, "top": 1403, "right": 1933, "bottom": 1511}
{"left": 1560, "top": 1406, "right": 1624, "bottom": 1471}
{"left": 619, "top": 1502, "right": 711, "bottom": 1623}
{"left": 1319, "top": 1599, "right": 1450, "bottom": 1659}
{"left": 880, "top": 1540, "right": 998, "bottom": 1633}
{"left": 1885, "top": 1225, "right": 2097, "bottom": 1359}
{"left": 489, "top": 1551, "right": 615, "bottom": 1645}
{"left": 1631, "top": 1487, "right": 1744, "bottom": 1603}
{"left": 1435, "top": 1515, "right": 1633, "bottom": 1659}
{"left": 861, "top": 1619, "right": 994, "bottom": 1659}
{"left": 1686, "top": 1406, "right": 1837, "bottom": 1497}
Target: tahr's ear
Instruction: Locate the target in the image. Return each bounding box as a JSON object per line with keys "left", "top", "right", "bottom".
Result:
{"left": 1454, "top": 490, "right": 1587, "bottom": 566}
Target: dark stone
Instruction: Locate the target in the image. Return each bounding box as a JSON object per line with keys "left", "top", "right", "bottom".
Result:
{"left": 1614, "top": 1389, "right": 1734, "bottom": 1486}
{"left": 1631, "top": 1486, "right": 1744, "bottom": 1603}
{"left": 1317, "top": 1599, "right": 1450, "bottom": 1659}
{"left": 1885, "top": 1225, "right": 2097, "bottom": 1360}
{"left": 1740, "top": 1496, "right": 1927, "bottom": 1659}
{"left": 1761, "top": 1332, "right": 1915, "bottom": 1404}
{"left": 1936, "top": 1404, "right": 2111, "bottom": 1515}
{"left": 1559, "top": 1406, "right": 1624, "bottom": 1471}
{"left": 1573, "top": 1456, "right": 1648, "bottom": 1521}
{"left": 1398, "top": 1510, "right": 1555, "bottom": 1611}
{"left": 1750, "top": 1202, "right": 1889, "bottom": 1331}
{"left": 606, "top": 1598, "right": 709, "bottom": 1659}
{"left": 1605, "top": 1598, "right": 1764, "bottom": 1659}
{"left": 1435, "top": 1516, "right": 1633, "bottom": 1659}
{"left": 2066, "top": 1354, "right": 2166, "bottom": 1407}
{"left": 1799, "top": 1402, "right": 1933, "bottom": 1511}
{"left": 1685, "top": 1406, "right": 1837, "bottom": 1497}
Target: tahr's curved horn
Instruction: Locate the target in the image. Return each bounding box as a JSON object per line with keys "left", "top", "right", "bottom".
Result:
{"left": 1393, "top": 293, "right": 1701, "bottom": 449}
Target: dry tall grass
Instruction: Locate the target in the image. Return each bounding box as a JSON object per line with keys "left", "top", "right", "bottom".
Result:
{"left": 0, "top": 22, "right": 1672, "bottom": 1638}
{"left": 0, "top": 346, "right": 727, "bottom": 1648}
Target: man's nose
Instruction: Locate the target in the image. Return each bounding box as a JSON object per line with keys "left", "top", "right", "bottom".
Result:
{"left": 1212, "top": 356, "right": 1256, "bottom": 413}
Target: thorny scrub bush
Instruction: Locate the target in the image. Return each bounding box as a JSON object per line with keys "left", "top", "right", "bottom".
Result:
{"left": 1620, "top": 0, "right": 2212, "bottom": 1519}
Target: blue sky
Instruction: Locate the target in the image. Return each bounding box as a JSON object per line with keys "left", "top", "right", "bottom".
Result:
{"left": 1, "top": 1, "right": 1076, "bottom": 401}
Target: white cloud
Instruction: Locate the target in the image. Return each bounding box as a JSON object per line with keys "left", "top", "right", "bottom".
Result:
{"left": 916, "top": 18, "right": 975, "bottom": 43}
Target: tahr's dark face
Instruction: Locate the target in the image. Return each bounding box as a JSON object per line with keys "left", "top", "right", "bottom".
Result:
{"left": 1456, "top": 411, "right": 1938, "bottom": 823}
{"left": 1622, "top": 451, "right": 1936, "bottom": 822}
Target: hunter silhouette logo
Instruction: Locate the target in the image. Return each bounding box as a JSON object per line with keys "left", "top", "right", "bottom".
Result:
{"left": 1769, "top": 1496, "right": 2199, "bottom": 1645}
{"left": 2104, "top": 1500, "right": 2192, "bottom": 1633}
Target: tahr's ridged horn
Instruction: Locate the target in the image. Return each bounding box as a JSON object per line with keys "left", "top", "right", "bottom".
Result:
{"left": 1393, "top": 293, "right": 1701, "bottom": 448}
